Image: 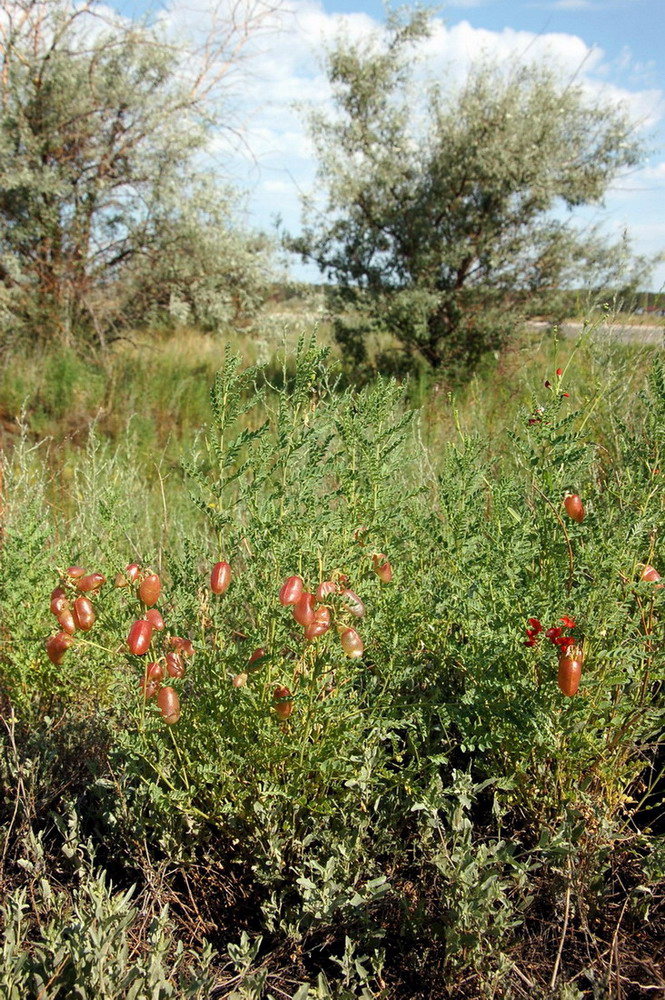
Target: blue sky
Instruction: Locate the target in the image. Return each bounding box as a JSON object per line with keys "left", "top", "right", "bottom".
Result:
{"left": 111, "top": 0, "right": 665, "bottom": 289}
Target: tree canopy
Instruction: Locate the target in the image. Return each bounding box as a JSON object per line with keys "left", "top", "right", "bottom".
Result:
{"left": 291, "top": 9, "right": 649, "bottom": 373}
{"left": 0, "top": 0, "right": 276, "bottom": 345}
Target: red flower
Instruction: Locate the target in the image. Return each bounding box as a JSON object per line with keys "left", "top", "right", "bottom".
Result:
{"left": 544, "top": 379, "right": 552, "bottom": 389}
{"left": 525, "top": 617, "right": 543, "bottom": 646}
{"left": 562, "top": 392, "right": 570, "bottom": 398}
{"left": 545, "top": 626, "right": 562, "bottom": 640}
{"left": 555, "top": 636, "right": 575, "bottom": 651}
{"left": 556, "top": 368, "right": 563, "bottom": 376}
{"left": 560, "top": 616, "right": 576, "bottom": 629}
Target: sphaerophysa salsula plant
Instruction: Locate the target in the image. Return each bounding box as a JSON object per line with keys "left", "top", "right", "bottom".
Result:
{"left": 423, "top": 363, "right": 665, "bottom": 835}
{"left": 1, "top": 340, "right": 664, "bottom": 996}
{"left": 289, "top": 6, "right": 652, "bottom": 377}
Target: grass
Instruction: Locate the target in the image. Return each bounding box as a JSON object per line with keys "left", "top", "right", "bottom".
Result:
{"left": 1, "top": 310, "right": 658, "bottom": 461}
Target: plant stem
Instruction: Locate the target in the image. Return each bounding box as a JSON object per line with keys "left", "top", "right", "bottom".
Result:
{"left": 532, "top": 481, "right": 575, "bottom": 593}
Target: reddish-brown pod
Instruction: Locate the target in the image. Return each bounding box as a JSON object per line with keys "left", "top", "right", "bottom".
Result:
{"left": 304, "top": 606, "right": 331, "bottom": 640}
{"left": 372, "top": 553, "right": 393, "bottom": 584}
{"left": 273, "top": 685, "right": 293, "bottom": 720}
{"left": 77, "top": 572, "right": 106, "bottom": 593}
{"left": 146, "top": 608, "right": 165, "bottom": 631}
{"left": 563, "top": 494, "right": 585, "bottom": 523}
{"left": 50, "top": 587, "right": 68, "bottom": 616}
{"left": 210, "top": 561, "right": 232, "bottom": 595}
{"left": 340, "top": 627, "right": 364, "bottom": 659}
{"left": 46, "top": 632, "right": 74, "bottom": 665}
{"left": 341, "top": 588, "right": 365, "bottom": 618}
{"left": 72, "top": 596, "right": 96, "bottom": 632}
{"left": 157, "top": 686, "right": 181, "bottom": 724}
{"left": 66, "top": 566, "right": 86, "bottom": 579}
{"left": 279, "top": 575, "right": 303, "bottom": 607}
{"left": 114, "top": 564, "right": 139, "bottom": 587}
{"left": 127, "top": 619, "right": 153, "bottom": 655}
{"left": 641, "top": 565, "right": 663, "bottom": 588}
{"left": 139, "top": 573, "right": 161, "bottom": 607}
{"left": 315, "top": 580, "right": 337, "bottom": 601}
{"left": 147, "top": 662, "right": 164, "bottom": 682}
{"left": 248, "top": 647, "right": 267, "bottom": 670}
{"left": 166, "top": 652, "right": 185, "bottom": 679}
{"left": 140, "top": 677, "right": 160, "bottom": 699}
{"left": 274, "top": 700, "right": 293, "bottom": 720}
{"left": 293, "top": 591, "right": 316, "bottom": 627}
{"left": 57, "top": 608, "right": 77, "bottom": 635}
{"left": 169, "top": 636, "right": 195, "bottom": 658}
{"left": 165, "top": 650, "right": 182, "bottom": 674}
{"left": 558, "top": 645, "right": 584, "bottom": 697}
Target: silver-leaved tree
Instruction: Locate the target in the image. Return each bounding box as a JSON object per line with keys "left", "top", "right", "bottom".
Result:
{"left": 0, "top": 0, "right": 277, "bottom": 346}
{"left": 291, "top": 9, "right": 650, "bottom": 375}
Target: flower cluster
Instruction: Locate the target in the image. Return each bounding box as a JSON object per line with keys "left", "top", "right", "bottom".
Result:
{"left": 525, "top": 615, "right": 576, "bottom": 650}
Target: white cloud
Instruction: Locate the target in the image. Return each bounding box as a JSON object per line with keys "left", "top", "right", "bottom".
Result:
{"left": 420, "top": 18, "right": 605, "bottom": 81}
{"left": 641, "top": 161, "right": 665, "bottom": 182}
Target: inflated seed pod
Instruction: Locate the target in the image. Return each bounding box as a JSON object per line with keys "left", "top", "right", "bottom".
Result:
{"left": 146, "top": 608, "right": 165, "bottom": 631}
{"left": 57, "top": 608, "right": 77, "bottom": 635}
{"left": 46, "top": 632, "right": 74, "bottom": 665}
{"left": 77, "top": 572, "right": 106, "bottom": 593}
{"left": 372, "top": 553, "right": 393, "bottom": 583}
{"left": 210, "top": 561, "right": 232, "bottom": 595}
{"left": 340, "top": 589, "right": 365, "bottom": 618}
{"left": 72, "top": 596, "right": 95, "bottom": 631}
{"left": 339, "top": 627, "right": 364, "bottom": 659}
{"left": 157, "top": 686, "right": 180, "bottom": 724}
{"left": 304, "top": 606, "right": 331, "bottom": 640}
{"left": 279, "top": 576, "right": 303, "bottom": 606}
{"left": 273, "top": 685, "right": 293, "bottom": 720}
{"left": 292, "top": 592, "right": 315, "bottom": 626}
{"left": 127, "top": 619, "right": 153, "bottom": 655}
{"left": 139, "top": 573, "right": 161, "bottom": 607}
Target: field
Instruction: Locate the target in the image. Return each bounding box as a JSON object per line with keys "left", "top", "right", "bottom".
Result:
{"left": 0, "top": 312, "right": 664, "bottom": 999}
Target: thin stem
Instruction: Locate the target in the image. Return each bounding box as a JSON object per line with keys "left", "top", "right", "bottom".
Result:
{"left": 73, "top": 635, "right": 120, "bottom": 656}
{"left": 550, "top": 862, "right": 572, "bottom": 990}
{"left": 532, "top": 481, "right": 575, "bottom": 593}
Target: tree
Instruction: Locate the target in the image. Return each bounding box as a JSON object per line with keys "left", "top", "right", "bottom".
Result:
{"left": 291, "top": 9, "right": 648, "bottom": 374}
{"left": 0, "top": 0, "right": 278, "bottom": 346}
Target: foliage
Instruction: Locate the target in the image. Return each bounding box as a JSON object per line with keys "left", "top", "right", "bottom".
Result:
{"left": 0, "top": 0, "right": 274, "bottom": 346}
{"left": 290, "top": 8, "right": 649, "bottom": 375}
{"left": 1, "top": 330, "right": 664, "bottom": 996}
{"left": 0, "top": 867, "right": 216, "bottom": 998}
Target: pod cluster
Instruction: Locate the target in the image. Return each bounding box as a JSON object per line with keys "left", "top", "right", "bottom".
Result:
{"left": 46, "top": 565, "right": 107, "bottom": 664}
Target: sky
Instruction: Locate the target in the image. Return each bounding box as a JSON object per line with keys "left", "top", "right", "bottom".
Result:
{"left": 111, "top": 0, "right": 665, "bottom": 289}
